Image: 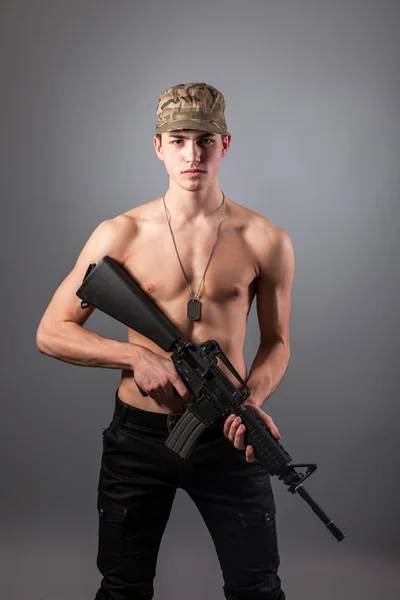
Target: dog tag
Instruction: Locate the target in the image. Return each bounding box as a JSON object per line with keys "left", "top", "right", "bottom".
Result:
{"left": 187, "top": 299, "right": 201, "bottom": 321}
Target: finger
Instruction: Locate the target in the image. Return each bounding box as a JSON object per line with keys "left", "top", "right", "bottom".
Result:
{"left": 245, "top": 445, "right": 256, "bottom": 463}
{"left": 269, "top": 422, "right": 281, "bottom": 440}
{"left": 169, "top": 383, "right": 191, "bottom": 402}
{"left": 228, "top": 416, "right": 242, "bottom": 443}
{"left": 224, "top": 414, "right": 238, "bottom": 438}
{"left": 172, "top": 378, "right": 191, "bottom": 402}
{"left": 148, "top": 389, "right": 164, "bottom": 404}
{"left": 223, "top": 414, "right": 236, "bottom": 437}
{"left": 263, "top": 415, "right": 281, "bottom": 440}
{"left": 232, "top": 423, "right": 246, "bottom": 450}
{"left": 273, "top": 428, "right": 281, "bottom": 440}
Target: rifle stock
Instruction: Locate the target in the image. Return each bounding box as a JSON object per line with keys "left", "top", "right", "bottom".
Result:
{"left": 77, "top": 256, "right": 182, "bottom": 352}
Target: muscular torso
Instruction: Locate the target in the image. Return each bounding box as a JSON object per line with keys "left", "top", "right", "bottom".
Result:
{"left": 115, "top": 196, "right": 272, "bottom": 414}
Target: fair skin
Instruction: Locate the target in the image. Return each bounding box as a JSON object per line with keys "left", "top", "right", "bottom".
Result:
{"left": 37, "top": 128, "right": 294, "bottom": 463}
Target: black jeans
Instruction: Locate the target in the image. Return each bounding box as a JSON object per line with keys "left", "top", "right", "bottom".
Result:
{"left": 94, "top": 392, "right": 285, "bottom": 600}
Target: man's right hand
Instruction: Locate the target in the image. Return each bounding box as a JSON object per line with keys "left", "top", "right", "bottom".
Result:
{"left": 133, "top": 347, "right": 192, "bottom": 404}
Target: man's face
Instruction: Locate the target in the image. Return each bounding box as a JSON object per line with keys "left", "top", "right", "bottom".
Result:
{"left": 153, "top": 129, "right": 231, "bottom": 191}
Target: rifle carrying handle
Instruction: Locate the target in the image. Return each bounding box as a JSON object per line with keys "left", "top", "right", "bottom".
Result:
{"left": 235, "top": 406, "right": 293, "bottom": 476}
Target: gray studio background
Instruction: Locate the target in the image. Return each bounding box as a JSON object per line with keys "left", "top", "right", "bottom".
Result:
{"left": 1, "top": 1, "right": 399, "bottom": 599}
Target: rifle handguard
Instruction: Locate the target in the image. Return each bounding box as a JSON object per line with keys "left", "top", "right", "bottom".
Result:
{"left": 234, "top": 405, "right": 293, "bottom": 475}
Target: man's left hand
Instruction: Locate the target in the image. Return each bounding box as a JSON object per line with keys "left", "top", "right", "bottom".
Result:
{"left": 223, "top": 401, "right": 281, "bottom": 463}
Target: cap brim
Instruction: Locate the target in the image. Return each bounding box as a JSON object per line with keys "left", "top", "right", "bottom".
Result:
{"left": 156, "top": 119, "right": 227, "bottom": 135}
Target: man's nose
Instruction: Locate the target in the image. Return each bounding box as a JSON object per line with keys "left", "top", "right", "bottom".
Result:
{"left": 184, "top": 141, "right": 201, "bottom": 163}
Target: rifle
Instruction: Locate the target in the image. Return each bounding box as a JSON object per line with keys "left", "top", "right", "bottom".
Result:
{"left": 76, "top": 256, "right": 345, "bottom": 542}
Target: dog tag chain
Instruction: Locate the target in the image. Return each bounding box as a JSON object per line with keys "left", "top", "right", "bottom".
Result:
{"left": 162, "top": 191, "right": 225, "bottom": 322}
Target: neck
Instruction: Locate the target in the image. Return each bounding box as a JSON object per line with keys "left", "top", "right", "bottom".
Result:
{"left": 163, "top": 180, "right": 224, "bottom": 224}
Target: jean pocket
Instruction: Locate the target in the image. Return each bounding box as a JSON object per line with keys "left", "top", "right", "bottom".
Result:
{"left": 238, "top": 497, "right": 280, "bottom": 569}
{"left": 238, "top": 506, "right": 275, "bottom": 528}
{"left": 238, "top": 490, "right": 277, "bottom": 529}
{"left": 97, "top": 495, "right": 129, "bottom": 573}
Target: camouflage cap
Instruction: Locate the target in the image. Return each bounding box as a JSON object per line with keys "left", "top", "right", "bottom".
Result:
{"left": 156, "top": 82, "right": 228, "bottom": 135}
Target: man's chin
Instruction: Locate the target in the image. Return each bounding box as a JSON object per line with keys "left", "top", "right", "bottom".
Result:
{"left": 180, "top": 178, "right": 207, "bottom": 189}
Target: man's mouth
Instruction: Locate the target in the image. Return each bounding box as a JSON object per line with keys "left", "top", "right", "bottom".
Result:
{"left": 183, "top": 169, "right": 205, "bottom": 175}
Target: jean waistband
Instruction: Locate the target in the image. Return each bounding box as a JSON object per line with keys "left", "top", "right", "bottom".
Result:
{"left": 113, "top": 391, "right": 225, "bottom": 433}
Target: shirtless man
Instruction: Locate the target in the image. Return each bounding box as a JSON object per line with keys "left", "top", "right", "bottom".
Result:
{"left": 36, "top": 83, "right": 294, "bottom": 600}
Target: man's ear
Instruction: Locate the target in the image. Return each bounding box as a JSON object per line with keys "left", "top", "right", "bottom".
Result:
{"left": 153, "top": 135, "right": 164, "bottom": 161}
{"left": 221, "top": 132, "right": 232, "bottom": 158}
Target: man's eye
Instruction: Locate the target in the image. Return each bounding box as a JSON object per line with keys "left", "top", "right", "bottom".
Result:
{"left": 170, "top": 139, "right": 212, "bottom": 146}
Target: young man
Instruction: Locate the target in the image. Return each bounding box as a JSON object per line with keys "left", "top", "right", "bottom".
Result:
{"left": 36, "top": 82, "right": 294, "bottom": 599}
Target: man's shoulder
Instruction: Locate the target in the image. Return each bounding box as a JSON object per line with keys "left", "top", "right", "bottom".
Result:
{"left": 88, "top": 211, "right": 140, "bottom": 262}
{"left": 231, "top": 202, "right": 292, "bottom": 277}
{"left": 96, "top": 212, "right": 137, "bottom": 241}
{"left": 251, "top": 215, "right": 290, "bottom": 246}
{"left": 229, "top": 198, "right": 282, "bottom": 233}
{"left": 234, "top": 202, "right": 289, "bottom": 250}
{"left": 102, "top": 198, "right": 158, "bottom": 233}
{"left": 121, "top": 198, "right": 161, "bottom": 219}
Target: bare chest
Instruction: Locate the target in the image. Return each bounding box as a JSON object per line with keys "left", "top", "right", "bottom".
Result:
{"left": 123, "top": 222, "right": 258, "bottom": 307}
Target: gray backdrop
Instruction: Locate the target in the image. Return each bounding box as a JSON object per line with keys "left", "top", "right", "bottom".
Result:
{"left": 1, "top": 1, "right": 399, "bottom": 598}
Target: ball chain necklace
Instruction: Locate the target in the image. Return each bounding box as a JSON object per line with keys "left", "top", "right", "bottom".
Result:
{"left": 162, "top": 190, "right": 225, "bottom": 322}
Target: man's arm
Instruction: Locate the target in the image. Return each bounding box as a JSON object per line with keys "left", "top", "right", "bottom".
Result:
{"left": 244, "top": 227, "right": 295, "bottom": 408}
{"left": 224, "top": 226, "right": 294, "bottom": 461}
{"left": 36, "top": 215, "right": 145, "bottom": 370}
